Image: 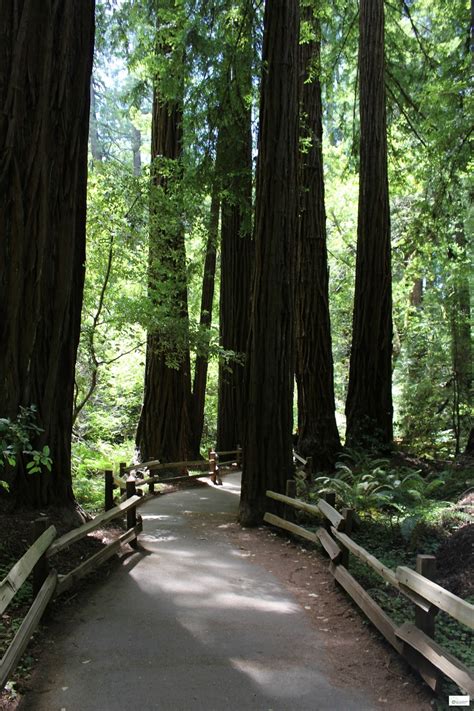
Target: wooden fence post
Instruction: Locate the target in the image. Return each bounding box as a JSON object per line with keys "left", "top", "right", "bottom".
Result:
{"left": 415, "top": 555, "right": 437, "bottom": 637}
{"left": 215, "top": 452, "right": 222, "bottom": 485}
{"left": 324, "top": 492, "right": 336, "bottom": 532}
{"left": 105, "top": 470, "right": 114, "bottom": 511}
{"left": 126, "top": 478, "right": 138, "bottom": 549}
{"left": 209, "top": 450, "right": 216, "bottom": 483}
{"left": 285, "top": 479, "right": 296, "bottom": 522}
{"left": 236, "top": 445, "right": 242, "bottom": 468}
{"left": 340, "top": 508, "right": 354, "bottom": 568}
{"left": 209, "top": 450, "right": 222, "bottom": 484}
{"left": 119, "top": 462, "right": 126, "bottom": 489}
{"left": 148, "top": 477, "right": 155, "bottom": 496}
{"left": 401, "top": 553, "right": 440, "bottom": 691}
{"left": 32, "top": 518, "right": 50, "bottom": 598}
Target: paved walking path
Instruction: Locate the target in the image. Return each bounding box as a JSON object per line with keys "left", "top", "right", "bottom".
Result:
{"left": 21, "top": 473, "right": 372, "bottom": 711}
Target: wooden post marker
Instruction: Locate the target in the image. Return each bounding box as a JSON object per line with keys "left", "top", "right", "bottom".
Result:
{"left": 324, "top": 492, "right": 336, "bottom": 532}
{"left": 400, "top": 554, "right": 440, "bottom": 691}
{"left": 149, "top": 477, "right": 155, "bottom": 495}
{"left": 236, "top": 445, "right": 242, "bottom": 468}
{"left": 285, "top": 479, "right": 296, "bottom": 522}
{"left": 340, "top": 508, "right": 354, "bottom": 567}
{"left": 415, "top": 555, "right": 437, "bottom": 637}
{"left": 105, "top": 470, "right": 114, "bottom": 511}
{"left": 209, "top": 450, "right": 217, "bottom": 484}
{"left": 215, "top": 452, "right": 222, "bottom": 485}
{"left": 32, "top": 518, "right": 50, "bottom": 598}
{"left": 126, "top": 478, "right": 138, "bottom": 549}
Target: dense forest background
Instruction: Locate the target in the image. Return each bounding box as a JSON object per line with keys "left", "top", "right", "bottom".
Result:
{"left": 1, "top": 4, "right": 472, "bottom": 701}
{"left": 77, "top": 0, "right": 471, "bottom": 459}
{"left": 0, "top": 0, "right": 472, "bottom": 513}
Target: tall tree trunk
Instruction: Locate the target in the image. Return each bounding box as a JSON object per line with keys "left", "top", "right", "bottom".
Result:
{"left": 135, "top": 87, "right": 192, "bottom": 464}
{"left": 345, "top": 0, "right": 393, "bottom": 449}
{"left": 0, "top": 1, "right": 95, "bottom": 507}
{"left": 296, "top": 3, "right": 341, "bottom": 470}
{"left": 216, "top": 26, "right": 254, "bottom": 454}
{"left": 239, "top": 0, "right": 299, "bottom": 526}
{"left": 190, "top": 184, "right": 220, "bottom": 457}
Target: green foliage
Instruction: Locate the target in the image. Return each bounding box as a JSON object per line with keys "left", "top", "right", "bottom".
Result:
{"left": 0, "top": 407, "right": 53, "bottom": 489}
{"left": 320, "top": 0, "right": 472, "bottom": 455}
{"left": 312, "top": 452, "right": 449, "bottom": 515}
{"left": 346, "top": 510, "right": 473, "bottom": 705}
{"left": 25, "top": 447, "right": 52, "bottom": 475}
{"left": 71, "top": 438, "right": 135, "bottom": 511}
{"left": 75, "top": 0, "right": 471, "bottom": 467}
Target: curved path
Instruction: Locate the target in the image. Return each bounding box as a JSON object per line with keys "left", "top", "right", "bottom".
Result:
{"left": 21, "top": 473, "right": 372, "bottom": 711}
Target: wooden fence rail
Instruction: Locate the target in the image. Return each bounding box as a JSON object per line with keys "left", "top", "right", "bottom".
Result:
{"left": 1, "top": 450, "right": 242, "bottom": 690}
{"left": 0, "top": 484, "right": 147, "bottom": 691}
{"left": 111, "top": 448, "right": 243, "bottom": 504}
{"left": 264, "top": 486, "right": 474, "bottom": 697}
{"left": 0, "top": 526, "right": 57, "bottom": 615}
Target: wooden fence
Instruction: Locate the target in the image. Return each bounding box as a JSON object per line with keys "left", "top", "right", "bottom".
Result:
{"left": 0, "top": 481, "right": 146, "bottom": 689}
{"left": 107, "top": 447, "right": 242, "bottom": 508}
{"left": 0, "top": 448, "right": 242, "bottom": 689}
{"left": 264, "top": 485, "right": 474, "bottom": 697}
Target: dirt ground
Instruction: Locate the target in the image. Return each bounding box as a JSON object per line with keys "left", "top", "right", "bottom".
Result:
{"left": 222, "top": 519, "right": 435, "bottom": 711}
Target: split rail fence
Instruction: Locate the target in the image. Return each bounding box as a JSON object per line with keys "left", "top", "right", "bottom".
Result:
{"left": 0, "top": 448, "right": 242, "bottom": 690}
{"left": 264, "top": 484, "right": 474, "bottom": 697}
{"left": 106, "top": 447, "right": 242, "bottom": 508}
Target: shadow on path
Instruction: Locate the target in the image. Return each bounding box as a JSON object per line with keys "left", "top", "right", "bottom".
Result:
{"left": 20, "top": 473, "right": 372, "bottom": 711}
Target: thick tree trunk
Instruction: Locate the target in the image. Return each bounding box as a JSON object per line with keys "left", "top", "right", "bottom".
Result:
{"left": 296, "top": 6, "right": 341, "bottom": 470}
{"left": 0, "top": 1, "right": 95, "bottom": 507}
{"left": 190, "top": 185, "right": 220, "bottom": 457}
{"left": 135, "top": 86, "right": 193, "bottom": 464}
{"left": 345, "top": 0, "right": 393, "bottom": 449}
{"left": 216, "top": 30, "right": 254, "bottom": 454}
{"left": 239, "top": 0, "right": 299, "bottom": 526}
{"left": 216, "top": 151, "right": 253, "bottom": 452}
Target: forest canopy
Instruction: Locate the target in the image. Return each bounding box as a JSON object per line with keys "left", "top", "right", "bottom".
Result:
{"left": 0, "top": 0, "right": 472, "bottom": 515}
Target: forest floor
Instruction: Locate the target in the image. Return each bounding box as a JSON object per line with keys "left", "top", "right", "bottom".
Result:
{"left": 0, "top": 466, "right": 472, "bottom": 710}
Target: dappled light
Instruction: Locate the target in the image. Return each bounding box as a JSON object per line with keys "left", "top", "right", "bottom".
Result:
{"left": 1, "top": 0, "right": 470, "bottom": 708}
{"left": 229, "top": 658, "right": 325, "bottom": 699}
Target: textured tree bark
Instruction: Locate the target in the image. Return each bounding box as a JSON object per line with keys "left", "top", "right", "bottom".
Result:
{"left": 135, "top": 85, "right": 193, "bottom": 464}
{"left": 216, "top": 24, "right": 254, "bottom": 454}
{"left": 296, "top": 4, "right": 341, "bottom": 470}
{"left": 239, "top": 0, "right": 299, "bottom": 526}
{"left": 345, "top": 0, "right": 393, "bottom": 449}
{"left": 190, "top": 184, "right": 220, "bottom": 457}
{"left": 0, "top": 1, "right": 95, "bottom": 507}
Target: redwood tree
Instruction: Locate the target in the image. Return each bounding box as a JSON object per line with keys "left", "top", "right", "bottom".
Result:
{"left": 239, "top": 0, "right": 299, "bottom": 526}
{"left": 345, "top": 0, "right": 393, "bottom": 448}
{"left": 216, "top": 55, "right": 253, "bottom": 453}
{"left": 0, "top": 1, "right": 95, "bottom": 507}
{"left": 190, "top": 184, "right": 220, "bottom": 456}
{"left": 296, "top": 2, "right": 341, "bottom": 469}
{"left": 135, "top": 84, "right": 193, "bottom": 464}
